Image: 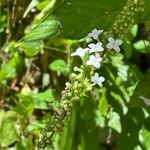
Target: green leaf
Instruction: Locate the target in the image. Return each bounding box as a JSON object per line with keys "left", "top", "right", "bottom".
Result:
{"left": 49, "top": 59, "right": 69, "bottom": 74}
{"left": 20, "top": 41, "right": 43, "bottom": 57}
{"left": 14, "top": 95, "right": 35, "bottom": 117}
{"left": 123, "top": 38, "right": 132, "bottom": 58}
{"left": 27, "top": 121, "right": 46, "bottom": 133}
{"left": 95, "top": 110, "right": 105, "bottom": 128}
{"left": 37, "top": 0, "right": 49, "bottom": 10}
{"left": 0, "top": 111, "right": 19, "bottom": 148}
{"left": 52, "top": 0, "right": 125, "bottom": 39}
{"left": 129, "top": 70, "right": 150, "bottom": 107}
{"left": 33, "top": 89, "right": 54, "bottom": 102}
{"left": 108, "top": 112, "right": 122, "bottom": 133}
{"left": 133, "top": 40, "right": 150, "bottom": 53}
{"left": 0, "top": 110, "right": 5, "bottom": 128}
{"left": 130, "top": 24, "right": 138, "bottom": 39}
{"left": 126, "top": 24, "right": 138, "bottom": 42}
{"left": 60, "top": 106, "right": 77, "bottom": 150}
{"left": 20, "top": 0, "right": 125, "bottom": 42}
{"left": 16, "top": 89, "right": 55, "bottom": 111}
{"left": 16, "top": 139, "right": 33, "bottom": 150}
{"left": 139, "top": 128, "right": 150, "bottom": 150}
{"left": 99, "top": 88, "right": 109, "bottom": 116}
{"left": 0, "top": 53, "right": 22, "bottom": 83}
{"left": 19, "top": 15, "right": 62, "bottom": 43}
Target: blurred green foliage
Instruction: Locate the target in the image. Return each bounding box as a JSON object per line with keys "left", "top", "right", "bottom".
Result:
{"left": 0, "top": 0, "right": 150, "bottom": 150}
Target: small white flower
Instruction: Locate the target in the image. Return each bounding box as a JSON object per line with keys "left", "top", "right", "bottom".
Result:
{"left": 86, "top": 55, "right": 102, "bottom": 69}
{"left": 106, "top": 37, "right": 122, "bottom": 52}
{"left": 91, "top": 73, "right": 105, "bottom": 87}
{"left": 88, "top": 42, "right": 104, "bottom": 53}
{"left": 71, "top": 47, "right": 89, "bottom": 58}
{"left": 88, "top": 28, "right": 103, "bottom": 40}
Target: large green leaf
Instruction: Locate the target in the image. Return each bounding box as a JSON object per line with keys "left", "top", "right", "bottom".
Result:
{"left": 139, "top": 128, "right": 150, "bottom": 150}
{"left": 100, "top": 53, "right": 141, "bottom": 115}
{"left": 108, "top": 112, "right": 122, "bottom": 133}
{"left": 133, "top": 40, "right": 150, "bottom": 53}
{"left": 53, "top": 0, "right": 125, "bottom": 39}
{"left": 20, "top": 0, "right": 125, "bottom": 42}
{"left": 0, "top": 111, "right": 19, "bottom": 148}
{"left": 129, "top": 70, "right": 150, "bottom": 107}
{"left": 21, "top": 15, "right": 62, "bottom": 42}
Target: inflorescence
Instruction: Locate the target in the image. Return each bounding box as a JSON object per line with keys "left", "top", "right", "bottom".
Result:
{"left": 51, "top": 28, "right": 123, "bottom": 136}
{"left": 71, "top": 28, "right": 122, "bottom": 88}
{"left": 39, "top": 29, "right": 123, "bottom": 148}
{"left": 38, "top": 0, "right": 145, "bottom": 148}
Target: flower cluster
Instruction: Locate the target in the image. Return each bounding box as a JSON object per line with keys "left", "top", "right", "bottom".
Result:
{"left": 71, "top": 28, "right": 123, "bottom": 88}
{"left": 40, "top": 29, "right": 124, "bottom": 148}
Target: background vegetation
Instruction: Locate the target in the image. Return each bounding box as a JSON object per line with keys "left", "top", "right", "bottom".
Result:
{"left": 0, "top": 0, "right": 150, "bottom": 149}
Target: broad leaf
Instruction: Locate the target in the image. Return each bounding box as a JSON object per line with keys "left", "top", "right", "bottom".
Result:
{"left": 133, "top": 40, "right": 150, "bottom": 53}
{"left": 21, "top": 15, "right": 62, "bottom": 42}
{"left": 20, "top": 0, "right": 126, "bottom": 42}
{"left": 108, "top": 112, "right": 122, "bottom": 133}
{"left": 0, "top": 111, "right": 19, "bottom": 148}
{"left": 129, "top": 70, "right": 150, "bottom": 107}
{"left": 139, "top": 128, "right": 150, "bottom": 150}
{"left": 16, "top": 89, "right": 55, "bottom": 111}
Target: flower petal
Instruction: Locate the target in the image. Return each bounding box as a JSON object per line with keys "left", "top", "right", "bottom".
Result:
{"left": 88, "top": 43, "right": 95, "bottom": 49}
{"left": 116, "top": 39, "right": 122, "bottom": 45}
{"left": 97, "top": 57, "right": 102, "bottom": 62}
{"left": 92, "top": 28, "right": 97, "bottom": 33}
{"left": 114, "top": 45, "right": 120, "bottom": 52}
{"left": 97, "top": 42, "right": 102, "bottom": 46}
{"left": 108, "top": 37, "right": 115, "bottom": 43}
{"left": 90, "top": 55, "right": 95, "bottom": 61}
{"left": 93, "top": 34, "right": 99, "bottom": 40}
{"left": 71, "top": 47, "right": 87, "bottom": 57}
{"left": 98, "top": 30, "right": 103, "bottom": 34}
{"left": 99, "top": 76, "right": 105, "bottom": 82}
{"left": 94, "top": 73, "right": 99, "bottom": 78}
{"left": 97, "top": 82, "right": 103, "bottom": 87}
{"left": 88, "top": 33, "right": 92, "bottom": 37}
{"left": 95, "top": 63, "right": 101, "bottom": 69}
{"left": 71, "top": 52, "right": 77, "bottom": 56}
{"left": 86, "top": 60, "right": 91, "bottom": 65}
{"left": 106, "top": 43, "right": 113, "bottom": 49}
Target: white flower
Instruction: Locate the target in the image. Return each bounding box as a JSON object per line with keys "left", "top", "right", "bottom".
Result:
{"left": 88, "top": 42, "right": 104, "bottom": 53}
{"left": 88, "top": 28, "right": 103, "bottom": 40}
{"left": 106, "top": 37, "right": 122, "bottom": 52}
{"left": 86, "top": 55, "right": 102, "bottom": 69}
{"left": 71, "top": 47, "right": 89, "bottom": 58}
{"left": 91, "top": 73, "right": 105, "bottom": 87}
